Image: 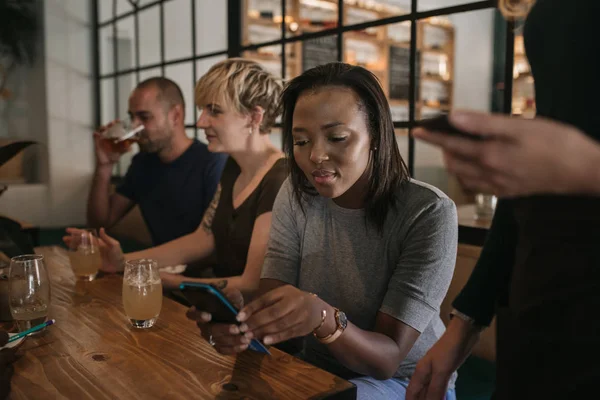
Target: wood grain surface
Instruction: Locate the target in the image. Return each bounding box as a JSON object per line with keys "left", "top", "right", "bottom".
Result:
{"left": 8, "top": 247, "right": 356, "bottom": 400}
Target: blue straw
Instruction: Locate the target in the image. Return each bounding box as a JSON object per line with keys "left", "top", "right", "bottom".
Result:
{"left": 8, "top": 319, "right": 56, "bottom": 343}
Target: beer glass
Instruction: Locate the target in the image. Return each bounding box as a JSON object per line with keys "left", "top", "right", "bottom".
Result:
{"left": 123, "top": 259, "right": 162, "bottom": 329}
{"left": 101, "top": 117, "right": 143, "bottom": 153}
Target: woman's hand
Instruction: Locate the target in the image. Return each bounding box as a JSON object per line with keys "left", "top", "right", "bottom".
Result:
{"left": 63, "top": 227, "right": 124, "bottom": 273}
{"left": 158, "top": 272, "right": 185, "bottom": 290}
{"left": 413, "top": 111, "right": 600, "bottom": 197}
{"left": 185, "top": 287, "right": 249, "bottom": 355}
{"left": 237, "top": 285, "right": 324, "bottom": 346}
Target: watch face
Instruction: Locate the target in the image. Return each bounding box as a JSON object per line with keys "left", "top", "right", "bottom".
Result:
{"left": 337, "top": 311, "right": 348, "bottom": 329}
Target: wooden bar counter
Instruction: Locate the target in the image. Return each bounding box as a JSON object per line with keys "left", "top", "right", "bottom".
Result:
{"left": 7, "top": 247, "right": 356, "bottom": 400}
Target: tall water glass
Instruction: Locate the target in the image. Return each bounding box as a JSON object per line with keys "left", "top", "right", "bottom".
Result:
{"left": 9, "top": 255, "right": 51, "bottom": 332}
{"left": 123, "top": 259, "right": 162, "bottom": 329}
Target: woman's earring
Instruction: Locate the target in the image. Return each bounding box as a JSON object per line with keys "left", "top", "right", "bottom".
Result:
{"left": 249, "top": 126, "right": 253, "bottom": 135}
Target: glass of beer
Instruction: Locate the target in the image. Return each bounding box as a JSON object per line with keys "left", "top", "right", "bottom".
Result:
{"left": 101, "top": 117, "right": 144, "bottom": 154}
{"left": 9, "top": 255, "right": 51, "bottom": 332}
{"left": 67, "top": 228, "right": 102, "bottom": 281}
{"left": 123, "top": 259, "right": 162, "bottom": 329}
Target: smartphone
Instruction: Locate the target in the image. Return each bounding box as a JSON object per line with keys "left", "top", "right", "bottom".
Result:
{"left": 179, "top": 282, "right": 271, "bottom": 355}
{"left": 416, "top": 114, "right": 484, "bottom": 141}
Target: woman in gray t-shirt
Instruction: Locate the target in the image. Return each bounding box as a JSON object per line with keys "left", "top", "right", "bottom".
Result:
{"left": 188, "top": 62, "right": 458, "bottom": 400}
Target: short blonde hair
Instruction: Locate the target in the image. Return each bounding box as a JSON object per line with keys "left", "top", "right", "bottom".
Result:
{"left": 498, "top": 0, "right": 535, "bottom": 18}
{"left": 195, "top": 58, "right": 282, "bottom": 133}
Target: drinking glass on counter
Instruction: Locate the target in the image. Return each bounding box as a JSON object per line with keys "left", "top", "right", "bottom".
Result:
{"left": 67, "top": 228, "right": 101, "bottom": 281}
{"left": 123, "top": 259, "right": 162, "bottom": 329}
{"left": 474, "top": 193, "right": 498, "bottom": 220}
{"left": 9, "top": 255, "right": 51, "bottom": 332}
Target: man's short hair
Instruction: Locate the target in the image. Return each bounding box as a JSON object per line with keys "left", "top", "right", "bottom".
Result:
{"left": 136, "top": 77, "right": 185, "bottom": 118}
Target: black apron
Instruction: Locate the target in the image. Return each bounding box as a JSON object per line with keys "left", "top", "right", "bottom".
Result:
{"left": 495, "top": 196, "right": 600, "bottom": 399}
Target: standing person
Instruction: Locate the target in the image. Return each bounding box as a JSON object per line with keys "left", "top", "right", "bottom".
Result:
{"left": 69, "top": 59, "right": 287, "bottom": 295}
{"left": 88, "top": 77, "right": 227, "bottom": 246}
{"left": 187, "top": 62, "right": 459, "bottom": 400}
{"left": 407, "top": 1, "right": 600, "bottom": 399}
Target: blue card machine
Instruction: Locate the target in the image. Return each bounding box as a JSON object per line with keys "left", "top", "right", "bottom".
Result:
{"left": 179, "top": 282, "right": 271, "bottom": 355}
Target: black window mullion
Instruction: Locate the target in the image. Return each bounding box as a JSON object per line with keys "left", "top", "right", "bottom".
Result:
{"left": 337, "top": 0, "right": 343, "bottom": 62}
{"left": 281, "top": 0, "right": 286, "bottom": 80}
{"left": 112, "top": 0, "right": 121, "bottom": 176}
{"left": 227, "top": 0, "right": 242, "bottom": 58}
{"left": 134, "top": 3, "right": 140, "bottom": 84}
{"left": 408, "top": 0, "right": 418, "bottom": 177}
{"left": 92, "top": 0, "right": 101, "bottom": 129}
{"left": 503, "top": 19, "right": 515, "bottom": 115}
{"left": 100, "top": 0, "right": 166, "bottom": 26}
{"left": 159, "top": 1, "right": 166, "bottom": 76}
{"left": 191, "top": 0, "right": 198, "bottom": 138}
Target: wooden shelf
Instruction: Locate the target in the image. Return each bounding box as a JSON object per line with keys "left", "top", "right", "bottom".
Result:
{"left": 344, "top": 31, "right": 384, "bottom": 45}
{"left": 420, "top": 18, "right": 454, "bottom": 31}
{"left": 389, "top": 99, "right": 409, "bottom": 106}
{"left": 243, "top": 51, "right": 280, "bottom": 61}
{"left": 243, "top": 0, "right": 455, "bottom": 116}
{"left": 422, "top": 102, "right": 451, "bottom": 111}
{"left": 514, "top": 71, "right": 533, "bottom": 80}
{"left": 247, "top": 16, "right": 281, "bottom": 28}
{"left": 421, "top": 47, "right": 451, "bottom": 57}
{"left": 387, "top": 39, "right": 410, "bottom": 47}
{"left": 320, "top": 0, "right": 406, "bottom": 14}
{"left": 422, "top": 75, "right": 452, "bottom": 84}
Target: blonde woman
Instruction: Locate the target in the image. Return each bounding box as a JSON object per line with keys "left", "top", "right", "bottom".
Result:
{"left": 408, "top": 1, "right": 600, "bottom": 399}
{"left": 67, "top": 59, "right": 286, "bottom": 295}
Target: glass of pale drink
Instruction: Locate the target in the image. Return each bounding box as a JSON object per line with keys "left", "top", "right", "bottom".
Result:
{"left": 123, "top": 259, "right": 162, "bottom": 329}
{"left": 67, "top": 228, "right": 102, "bottom": 281}
{"left": 9, "top": 255, "right": 51, "bottom": 332}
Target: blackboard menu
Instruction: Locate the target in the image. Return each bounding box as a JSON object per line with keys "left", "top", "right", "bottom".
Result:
{"left": 302, "top": 35, "right": 338, "bottom": 72}
{"left": 389, "top": 45, "right": 420, "bottom": 101}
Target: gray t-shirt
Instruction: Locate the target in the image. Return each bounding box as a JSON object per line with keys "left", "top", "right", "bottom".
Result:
{"left": 261, "top": 178, "right": 458, "bottom": 386}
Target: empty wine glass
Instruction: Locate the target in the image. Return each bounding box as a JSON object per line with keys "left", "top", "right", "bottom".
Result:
{"left": 9, "top": 255, "right": 51, "bottom": 332}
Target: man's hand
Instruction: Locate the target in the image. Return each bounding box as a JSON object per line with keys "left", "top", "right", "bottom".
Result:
{"left": 63, "top": 227, "right": 125, "bottom": 273}
{"left": 94, "top": 120, "right": 129, "bottom": 166}
{"left": 414, "top": 111, "right": 600, "bottom": 197}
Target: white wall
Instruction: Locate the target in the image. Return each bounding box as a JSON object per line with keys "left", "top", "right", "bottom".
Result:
{"left": 451, "top": 10, "right": 495, "bottom": 111}
{"left": 0, "top": 0, "right": 95, "bottom": 228}
{"left": 1, "top": 0, "right": 228, "bottom": 228}
{"left": 414, "top": 6, "right": 495, "bottom": 196}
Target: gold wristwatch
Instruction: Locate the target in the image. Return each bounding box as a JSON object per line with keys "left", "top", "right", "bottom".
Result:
{"left": 314, "top": 307, "right": 348, "bottom": 344}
